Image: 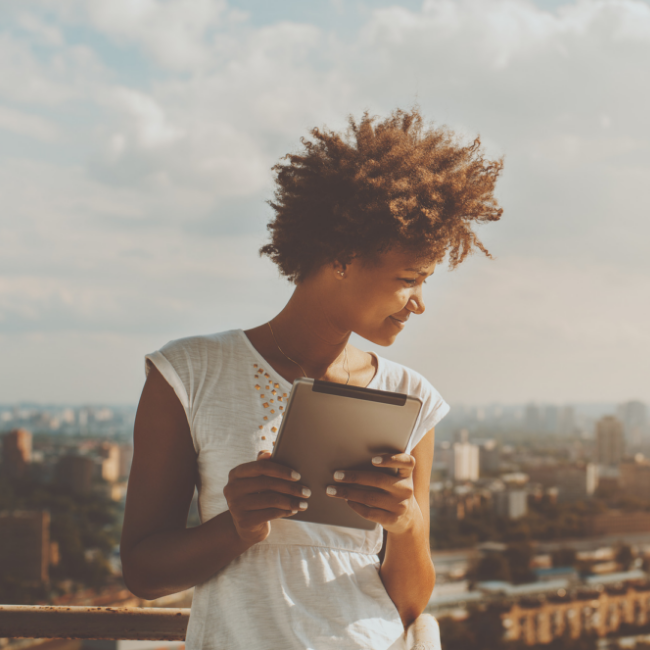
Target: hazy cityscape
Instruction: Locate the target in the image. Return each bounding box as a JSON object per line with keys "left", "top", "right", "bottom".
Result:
{"left": 2, "top": 397, "right": 650, "bottom": 649}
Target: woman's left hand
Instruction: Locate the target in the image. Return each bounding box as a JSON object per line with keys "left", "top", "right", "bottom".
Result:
{"left": 325, "top": 453, "right": 418, "bottom": 534}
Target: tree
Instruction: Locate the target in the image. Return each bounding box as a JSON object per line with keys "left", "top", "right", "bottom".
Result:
{"left": 473, "top": 554, "right": 512, "bottom": 583}
{"left": 615, "top": 543, "right": 634, "bottom": 571}
{"left": 552, "top": 547, "right": 577, "bottom": 568}
{"left": 505, "top": 543, "right": 535, "bottom": 585}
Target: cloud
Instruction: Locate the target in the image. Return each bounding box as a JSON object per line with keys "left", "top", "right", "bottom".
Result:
{"left": 0, "top": 105, "right": 60, "bottom": 141}
{"left": 1, "top": 0, "right": 649, "bottom": 403}
{"left": 0, "top": 31, "right": 107, "bottom": 106}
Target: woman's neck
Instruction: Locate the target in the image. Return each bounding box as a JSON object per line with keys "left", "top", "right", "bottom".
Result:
{"left": 269, "top": 280, "right": 350, "bottom": 377}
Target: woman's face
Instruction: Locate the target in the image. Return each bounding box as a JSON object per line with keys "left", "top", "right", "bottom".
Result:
{"left": 333, "top": 249, "right": 436, "bottom": 346}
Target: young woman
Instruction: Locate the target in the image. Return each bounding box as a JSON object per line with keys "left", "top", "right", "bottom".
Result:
{"left": 120, "top": 109, "right": 503, "bottom": 649}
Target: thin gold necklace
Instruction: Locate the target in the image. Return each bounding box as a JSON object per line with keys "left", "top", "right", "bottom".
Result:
{"left": 267, "top": 321, "right": 350, "bottom": 385}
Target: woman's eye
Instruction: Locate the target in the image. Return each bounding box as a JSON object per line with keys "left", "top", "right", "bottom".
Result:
{"left": 399, "top": 278, "right": 417, "bottom": 286}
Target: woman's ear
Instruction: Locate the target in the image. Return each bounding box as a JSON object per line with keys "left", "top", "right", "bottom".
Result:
{"left": 332, "top": 260, "right": 347, "bottom": 279}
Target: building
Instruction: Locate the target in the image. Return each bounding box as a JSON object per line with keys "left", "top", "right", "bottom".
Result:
{"left": 494, "top": 489, "right": 527, "bottom": 520}
{"left": 618, "top": 401, "right": 648, "bottom": 447}
{"left": 585, "top": 510, "right": 650, "bottom": 536}
{"left": 559, "top": 406, "right": 576, "bottom": 436}
{"left": 119, "top": 443, "right": 133, "bottom": 479}
{"left": 55, "top": 454, "right": 95, "bottom": 495}
{"left": 556, "top": 463, "right": 598, "bottom": 502}
{"left": 524, "top": 404, "right": 542, "bottom": 433}
{"left": 541, "top": 405, "right": 559, "bottom": 433}
{"left": 430, "top": 483, "right": 487, "bottom": 520}
{"left": 525, "top": 463, "right": 597, "bottom": 502}
{"left": 619, "top": 457, "right": 650, "bottom": 496}
{"left": 0, "top": 510, "right": 51, "bottom": 582}
{"left": 594, "top": 416, "right": 625, "bottom": 466}
{"left": 98, "top": 442, "right": 121, "bottom": 483}
{"left": 1, "top": 428, "right": 32, "bottom": 479}
{"left": 479, "top": 439, "right": 500, "bottom": 475}
{"left": 450, "top": 440, "right": 479, "bottom": 482}
{"left": 501, "top": 581, "right": 650, "bottom": 645}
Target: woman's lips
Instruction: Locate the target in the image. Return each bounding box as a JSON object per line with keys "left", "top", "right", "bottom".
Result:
{"left": 389, "top": 315, "right": 408, "bottom": 328}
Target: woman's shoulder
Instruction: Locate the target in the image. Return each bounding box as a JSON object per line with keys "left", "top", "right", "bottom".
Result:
{"left": 147, "top": 329, "right": 248, "bottom": 383}
{"left": 158, "top": 329, "right": 242, "bottom": 359}
{"left": 372, "top": 353, "right": 435, "bottom": 396}
{"left": 371, "top": 352, "right": 450, "bottom": 440}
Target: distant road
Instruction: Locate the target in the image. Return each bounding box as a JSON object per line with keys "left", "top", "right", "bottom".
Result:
{"left": 431, "top": 532, "right": 650, "bottom": 568}
{"left": 535, "top": 532, "right": 650, "bottom": 553}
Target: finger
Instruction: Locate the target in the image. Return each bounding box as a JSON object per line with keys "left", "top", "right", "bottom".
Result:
{"left": 236, "top": 476, "right": 312, "bottom": 499}
{"left": 346, "top": 501, "right": 398, "bottom": 526}
{"left": 257, "top": 450, "right": 272, "bottom": 459}
{"left": 326, "top": 485, "right": 401, "bottom": 511}
{"left": 239, "top": 491, "right": 310, "bottom": 513}
{"left": 332, "top": 469, "right": 397, "bottom": 490}
{"left": 239, "top": 507, "right": 301, "bottom": 528}
{"left": 371, "top": 453, "right": 416, "bottom": 477}
{"left": 230, "top": 458, "right": 301, "bottom": 482}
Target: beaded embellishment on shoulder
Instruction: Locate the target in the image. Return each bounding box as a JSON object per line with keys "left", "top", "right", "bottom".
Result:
{"left": 253, "top": 363, "right": 287, "bottom": 445}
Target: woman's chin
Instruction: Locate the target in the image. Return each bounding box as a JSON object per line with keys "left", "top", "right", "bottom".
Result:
{"left": 357, "top": 329, "right": 399, "bottom": 347}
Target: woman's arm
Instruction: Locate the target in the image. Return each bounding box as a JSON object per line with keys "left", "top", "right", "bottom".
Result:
{"left": 325, "top": 428, "right": 435, "bottom": 627}
{"left": 379, "top": 430, "right": 435, "bottom": 626}
{"left": 120, "top": 365, "right": 310, "bottom": 600}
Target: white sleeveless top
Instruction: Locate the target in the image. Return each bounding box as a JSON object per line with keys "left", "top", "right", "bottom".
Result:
{"left": 145, "top": 329, "right": 449, "bottom": 650}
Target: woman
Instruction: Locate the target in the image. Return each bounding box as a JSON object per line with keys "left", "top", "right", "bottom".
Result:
{"left": 120, "top": 108, "right": 503, "bottom": 649}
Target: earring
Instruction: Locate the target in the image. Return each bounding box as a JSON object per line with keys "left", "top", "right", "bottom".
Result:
{"left": 338, "top": 271, "right": 345, "bottom": 277}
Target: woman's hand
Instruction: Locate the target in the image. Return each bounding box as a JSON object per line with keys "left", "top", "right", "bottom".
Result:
{"left": 223, "top": 451, "right": 311, "bottom": 545}
{"left": 325, "top": 453, "right": 417, "bottom": 534}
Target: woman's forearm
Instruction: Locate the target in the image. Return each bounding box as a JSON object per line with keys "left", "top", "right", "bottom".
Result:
{"left": 379, "top": 509, "right": 435, "bottom": 628}
{"left": 123, "top": 510, "right": 252, "bottom": 600}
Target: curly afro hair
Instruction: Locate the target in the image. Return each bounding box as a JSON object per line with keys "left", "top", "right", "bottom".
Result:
{"left": 260, "top": 108, "right": 503, "bottom": 283}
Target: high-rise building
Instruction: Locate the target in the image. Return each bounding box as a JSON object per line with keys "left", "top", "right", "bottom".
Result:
{"left": 556, "top": 463, "right": 598, "bottom": 502}
{"left": 0, "top": 510, "right": 50, "bottom": 582}
{"left": 559, "top": 406, "right": 576, "bottom": 436}
{"left": 617, "top": 401, "right": 648, "bottom": 447}
{"left": 479, "top": 440, "right": 500, "bottom": 475}
{"left": 55, "top": 455, "right": 94, "bottom": 495}
{"left": 1, "top": 429, "right": 32, "bottom": 479}
{"left": 620, "top": 457, "right": 650, "bottom": 496}
{"left": 594, "top": 416, "right": 625, "bottom": 466}
{"left": 524, "top": 404, "right": 542, "bottom": 433}
{"left": 450, "top": 438, "right": 479, "bottom": 482}
{"left": 98, "top": 443, "right": 121, "bottom": 483}
{"left": 494, "top": 489, "right": 527, "bottom": 520}
{"left": 542, "top": 406, "right": 559, "bottom": 434}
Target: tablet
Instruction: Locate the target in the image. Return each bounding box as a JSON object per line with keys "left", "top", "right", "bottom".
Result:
{"left": 271, "top": 378, "right": 423, "bottom": 530}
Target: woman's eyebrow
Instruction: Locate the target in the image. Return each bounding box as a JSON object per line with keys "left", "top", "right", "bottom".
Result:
{"left": 404, "top": 267, "right": 431, "bottom": 276}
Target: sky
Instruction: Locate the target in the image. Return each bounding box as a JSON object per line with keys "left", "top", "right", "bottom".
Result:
{"left": 0, "top": 0, "right": 648, "bottom": 406}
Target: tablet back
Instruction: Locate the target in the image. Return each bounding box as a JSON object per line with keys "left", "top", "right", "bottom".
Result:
{"left": 272, "top": 378, "right": 422, "bottom": 530}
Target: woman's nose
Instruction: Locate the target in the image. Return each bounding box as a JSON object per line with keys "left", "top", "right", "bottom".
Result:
{"left": 408, "top": 293, "right": 425, "bottom": 315}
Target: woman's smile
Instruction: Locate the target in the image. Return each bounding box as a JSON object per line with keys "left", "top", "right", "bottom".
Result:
{"left": 389, "top": 315, "right": 408, "bottom": 328}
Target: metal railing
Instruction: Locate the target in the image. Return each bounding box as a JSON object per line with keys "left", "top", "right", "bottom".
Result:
{"left": 0, "top": 606, "right": 441, "bottom": 649}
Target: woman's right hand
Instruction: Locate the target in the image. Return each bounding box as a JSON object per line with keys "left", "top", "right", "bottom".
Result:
{"left": 223, "top": 450, "right": 311, "bottom": 545}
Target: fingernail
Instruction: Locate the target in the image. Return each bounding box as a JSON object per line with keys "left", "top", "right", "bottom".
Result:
{"left": 326, "top": 486, "right": 337, "bottom": 496}
{"left": 334, "top": 471, "right": 345, "bottom": 481}
{"left": 291, "top": 509, "right": 298, "bottom": 514}
{"left": 291, "top": 471, "right": 301, "bottom": 481}
{"left": 372, "top": 456, "right": 383, "bottom": 465}
{"left": 299, "top": 501, "right": 309, "bottom": 510}
{"left": 302, "top": 487, "right": 312, "bottom": 497}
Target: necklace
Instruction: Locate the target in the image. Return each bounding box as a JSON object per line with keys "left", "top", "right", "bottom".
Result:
{"left": 267, "top": 321, "right": 350, "bottom": 385}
